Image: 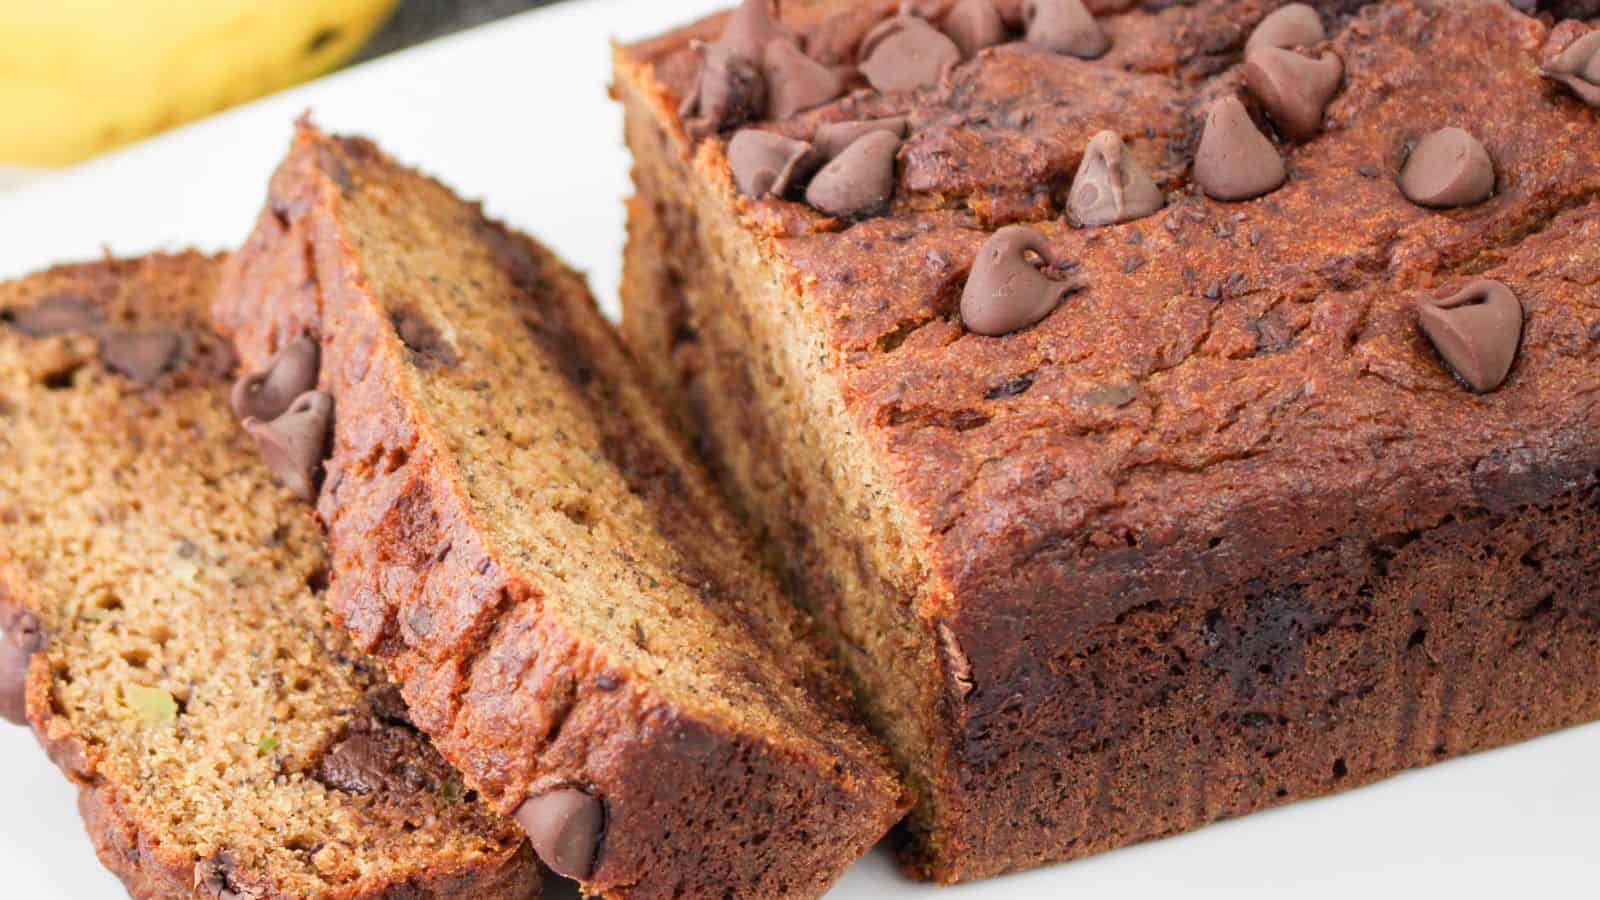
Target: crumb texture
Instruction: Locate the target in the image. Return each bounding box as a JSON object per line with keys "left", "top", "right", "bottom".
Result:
{"left": 0, "top": 254, "right": 538, "bottom": 899}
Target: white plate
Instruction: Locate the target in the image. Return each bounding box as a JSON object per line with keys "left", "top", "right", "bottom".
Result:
{"left": 1, "top": 1, "right": 1596, "bottom": 897}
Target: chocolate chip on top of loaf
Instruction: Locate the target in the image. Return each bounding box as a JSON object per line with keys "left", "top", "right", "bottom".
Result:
{"left": 617, "top": 0, "right": 1600, "bottom": 884}
{"left": 214, "top": 121, "right": 907, "bottom": 899}
{"left": 676, "top": 1, "right": 1572, "bottom": 341}
{"left": 1542, "top": 20, "right": 1600, "bottom": 106}
{"left": 0, "top": 254, "right": 538, "bottom": 899}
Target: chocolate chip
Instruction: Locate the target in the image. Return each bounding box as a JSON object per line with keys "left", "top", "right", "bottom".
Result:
{"left": 194, "top": 853, "right": 263, "bottom": 900}
{"left": 762, "top": 38, "right": 846, "bottom": 119}
{"left": 316, "top": 143, "right": 355, "bottom": 194}
{"left": 1543, "top": 30, "right": 1600, "bottom": 108}
{"left": 1023, "top": 0, "right": 1109, "bottom": 59}
{"left": 986, "top": 372, "right": 1035, "bottom": 398}
{"left": 1069, "top": 130, "right": 1164, "bottom": 227}
{"left": 315, "top": 723, "right": 430, "bottom": 795}
{"left": 99, "top": 330, "right": 181, "bottom": 386}
{"left": 1243, "top": 47, "right": 1343, "bottom": 141}
{"left": 0, "top": 609, "right": 43, "bottom": 727}
{"left": 813, "top": 116, "right": 909, "bottom": 160}
{"left": 719, "top": 0, "right": 795, "bottom": 62}
{"left": 859, "top": 7, "right": 962, "bottom": 93}
{"left": 1194, "top": 95, "right": 1286, "bottom": 201}
{"left": 728, "top": 129, "right": 820, "bottom": 199}
{"left": 515, "top": 788, "right": 604, "bottom": 880}
{"left": 4, "top": 294, "right": 100, "bottom": 338}
{"left": 960, "top": 225, "right": 1075, "bottom": 336}
{"left": 193, "top": 858, "right": 235, "bottom": 900}
{"left": 1417, "top": 280, "right": 1523, "bottom": 393}
{"left": 805, "top": 129, "right": 901, "bottom": 217}
{"left": 231, "top": 335, "right": 319, "bottom": 422}
{"left": 1245, "top": 3, "right": 1326, "bottom": 56}
{"left": 367, "top": 684, "right": 413, "bottom": 728}
{"left": 944, "top": 0, "right": 1009, "bottom": 58}
{"left": 1399, "top": 127, "right": 1494, "bottom": 209}
{"left": 391, "top": 306, "right": 459, "bottom": 368}
{"left": 245, "top": 390, "right": 333, "bottom": 501}
{"left": 679, "top": 40, "right": 768, "bottom": 139}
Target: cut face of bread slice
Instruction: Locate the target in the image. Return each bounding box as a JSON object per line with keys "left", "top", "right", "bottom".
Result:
{"left": 213, "top": 122, "right": 907, "bottom": 899}
{"left": 0, "top": 254, "right": 538, "bottom": 900}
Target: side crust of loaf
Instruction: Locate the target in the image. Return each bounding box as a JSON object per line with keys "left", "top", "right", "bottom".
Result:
{"left": 0, "top": 255, "right": 539, "bottom": 900}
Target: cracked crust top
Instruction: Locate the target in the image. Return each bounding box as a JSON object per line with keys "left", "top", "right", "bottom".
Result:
{"left": 622, "top": 0, "right": 1600, "bottom": 629}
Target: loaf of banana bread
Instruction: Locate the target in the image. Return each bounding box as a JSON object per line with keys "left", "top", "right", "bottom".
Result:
{"left": 0, "top": 254, "right": 538, "bottom": 899}
{"left": 616, "top": 0, "right": 1600, "bottom": 883}
{"left": 213, "top": 121, "right": 907, "bottom": 899}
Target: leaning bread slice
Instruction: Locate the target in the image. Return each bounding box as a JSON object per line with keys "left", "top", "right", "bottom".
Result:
{"left": 214, "top": 121, "right": 907, "bottom": 899}
{"left": 0, "top": 253, "right": 538, "bottom": 900}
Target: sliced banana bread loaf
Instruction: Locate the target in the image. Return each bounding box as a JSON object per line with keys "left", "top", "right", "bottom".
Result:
{"left": 616, "top": 0, "right": 1600, "bottom": 883}
{"left": 213, "top": 122, "right": 907, "bottom": 899}
{"left": 0, "top": 253, "right": 538, "bottom": 898}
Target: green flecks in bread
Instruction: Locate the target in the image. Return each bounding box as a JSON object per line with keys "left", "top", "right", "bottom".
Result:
{"left": 0, "top": 253, "right": 538, "bottom": 900}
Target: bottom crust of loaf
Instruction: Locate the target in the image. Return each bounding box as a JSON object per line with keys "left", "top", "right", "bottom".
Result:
{"left": 620, "top": 174, "right": 1600, "bottom": 883}
{"left": 64, "top": 754, "right": 541, "bottom": 900}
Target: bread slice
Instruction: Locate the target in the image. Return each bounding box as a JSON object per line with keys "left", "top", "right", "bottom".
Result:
{"left": 0, "top": 254, "right": 538, "bottom": 899}
{"left": 213, "top": 121, "right": 907, "bottom": 899}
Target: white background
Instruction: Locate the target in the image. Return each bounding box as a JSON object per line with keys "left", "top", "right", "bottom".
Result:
{"left": 1, "top": 1, "right": 1597, "bottom": 896}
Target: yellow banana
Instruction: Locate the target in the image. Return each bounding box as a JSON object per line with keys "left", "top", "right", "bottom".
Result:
{"left": 0, "top": 0, "right": 398, "bottom": 166}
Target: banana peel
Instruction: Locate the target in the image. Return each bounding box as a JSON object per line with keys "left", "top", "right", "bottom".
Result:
{"left": 0, "top": 0, "right": 398, "bottom": 166}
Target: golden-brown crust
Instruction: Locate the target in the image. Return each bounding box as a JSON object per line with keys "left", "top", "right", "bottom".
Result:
{"left": 215, "top": 123, "right": 906, "bottom": 899}
{"left": 0, "top": 254, "right": 541, "bottom": 900}
{"left": 618, "top": 0, "right": 1600, "bottom": 883}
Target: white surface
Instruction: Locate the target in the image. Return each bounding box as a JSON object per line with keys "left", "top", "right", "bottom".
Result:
{"left": 0, "top": 165, "right": 45, "bottom": 191}
{"left": 1, "top": 1, "right": 1597, "bottom": 897}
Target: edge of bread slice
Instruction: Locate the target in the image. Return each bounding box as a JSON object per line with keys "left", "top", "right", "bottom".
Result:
{"left": 214, "top": 121, "right": 907, "bottom": 899}
{"left": 0, "top": 253, "right": 539, "bottom": 900}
